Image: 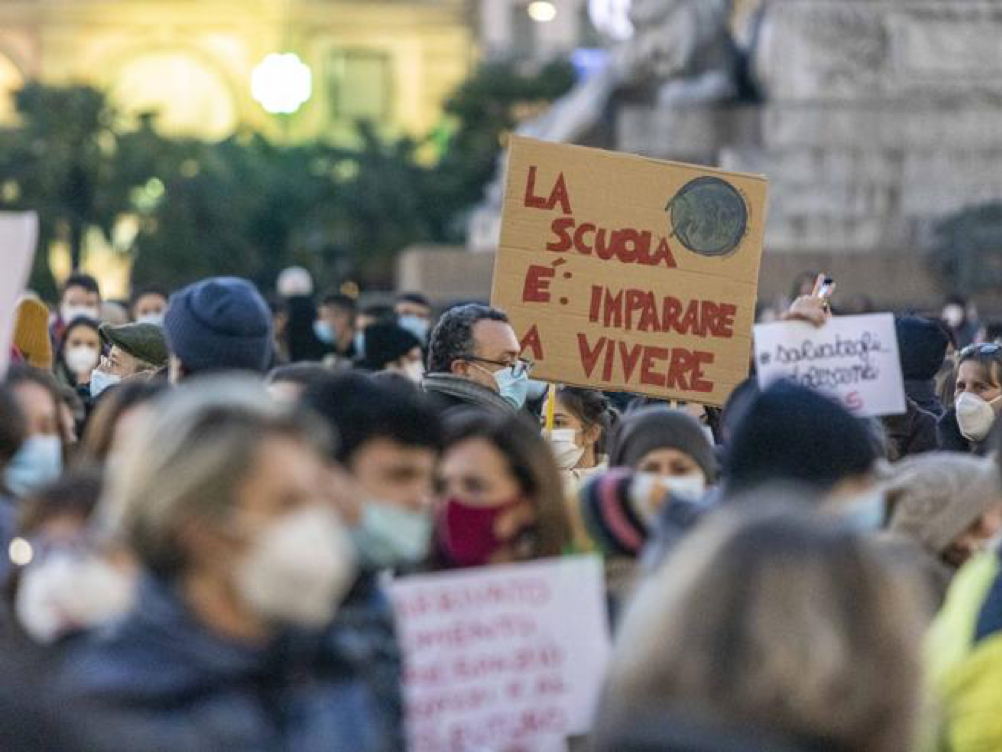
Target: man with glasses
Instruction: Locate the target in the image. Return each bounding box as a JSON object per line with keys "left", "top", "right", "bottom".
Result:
{"left": 422, "top": 303, "right": 531, "bottom": 415}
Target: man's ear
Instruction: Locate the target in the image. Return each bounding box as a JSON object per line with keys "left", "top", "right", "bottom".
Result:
{"left": 450, "top": 359, "right": 469, "bottom": 377}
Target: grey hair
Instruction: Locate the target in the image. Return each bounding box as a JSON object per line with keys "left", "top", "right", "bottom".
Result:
{"left": 99, "top": 376, "right": 332, "bottom": 577}
{"left": 426, "top": 303, "right": 508, "bottom": 374}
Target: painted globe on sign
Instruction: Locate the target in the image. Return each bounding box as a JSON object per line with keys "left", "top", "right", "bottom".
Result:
{"left": 667, "top": 176, "right": 748, "bottom": 257}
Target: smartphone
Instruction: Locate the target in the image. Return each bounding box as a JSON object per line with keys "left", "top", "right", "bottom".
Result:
{"left": 817, "top": 276, "right": 835, "bottom": 300}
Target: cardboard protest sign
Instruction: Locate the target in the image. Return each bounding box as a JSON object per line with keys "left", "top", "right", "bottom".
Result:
{"left": 491, "top": 136, "right": 768, "bottom": 406}
{"left": 753, "top": 313, "right": 906, "bottom": 417}
{"left": 0, "top": 212, "right": 39, "bottom": 377}
{"left": 390, "top": 555, "right": 610, "bottom": 752}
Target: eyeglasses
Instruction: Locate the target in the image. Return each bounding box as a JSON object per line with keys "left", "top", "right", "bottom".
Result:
{"left": 960, "top": 343, "right": 1002, "bottom": 359}
{"left": 466, "top": 356, "right": 534, "bottom": 378}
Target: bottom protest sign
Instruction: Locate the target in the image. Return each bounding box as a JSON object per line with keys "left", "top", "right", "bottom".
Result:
{"left": 389, "top": 556, "right": 610, "bottom": 752}
{"left": 753, "top": 313, "right": 905, "bottom": 417}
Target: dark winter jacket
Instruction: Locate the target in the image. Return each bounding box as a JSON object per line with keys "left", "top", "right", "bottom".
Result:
{"left": 421, "top": 373, "right": 514, "bottom": 416}
{"left": 937, "top": 407, "right": 995, "bottom": 456}
{"left": 58, "top": 572, "right": 403, "bottom": 752}
{"left": 881, "top": 398, "right": 939, "bottom": 461}
{"left": 904, "top": 378, "right": 944, "bottom": 418}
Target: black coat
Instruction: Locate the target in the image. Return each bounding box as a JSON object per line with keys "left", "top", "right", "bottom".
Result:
{"left": 881, "top": 399, "right": 939, "bottom": 461}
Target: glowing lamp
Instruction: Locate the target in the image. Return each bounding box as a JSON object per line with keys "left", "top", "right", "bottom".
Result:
{"left": 251, "top": 53, "right": 312, "bottom": 114}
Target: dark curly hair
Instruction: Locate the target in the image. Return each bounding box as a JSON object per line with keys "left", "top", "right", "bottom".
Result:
{"left": 427, "top": 304, "right": 509, "bottom": 375}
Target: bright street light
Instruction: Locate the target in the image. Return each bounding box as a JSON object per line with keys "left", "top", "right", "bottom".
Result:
{"left": 589, "top": 0, "right": 634, "bottom": 40}
{"left": 251, "top": 53, "right": 312, "bottom": 114}
{"left": 527, "top": 1, "right": 558, "bottom": 23}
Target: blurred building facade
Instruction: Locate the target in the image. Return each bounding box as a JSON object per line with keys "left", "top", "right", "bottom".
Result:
{"left": 476, "top": 0, "right": 761, "bottom": 62}
{"left": 0, "top": 0, "right": 473, "bottom": 141}
{"left": 402, "top": 0, "right": 1002, "bottom": 311}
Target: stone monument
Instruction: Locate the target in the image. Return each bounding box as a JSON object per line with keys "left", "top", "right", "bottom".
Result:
{"left": 404, "top": 0, "right": 1002, "bottom": 308}
{"left": 627, "top": 0, "right": 1002, "bottom": 306}
{"left": 466, "top": 0, "right": 742, "bottom": 251}
{"left": 730, "top": 0, "right": 1002, "bottom": 257}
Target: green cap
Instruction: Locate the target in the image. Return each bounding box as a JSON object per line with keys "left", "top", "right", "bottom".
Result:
{"left": 99, "top": 322, "right": 169, "bottom": 369}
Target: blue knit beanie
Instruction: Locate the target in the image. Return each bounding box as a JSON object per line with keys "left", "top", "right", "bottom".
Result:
{"left": 164, "top": 277, "right": 272, "bottom": 374}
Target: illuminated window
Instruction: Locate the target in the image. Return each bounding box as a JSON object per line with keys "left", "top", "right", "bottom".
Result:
{"left": 328, "top": 50, "right": 392, "bottom": 122}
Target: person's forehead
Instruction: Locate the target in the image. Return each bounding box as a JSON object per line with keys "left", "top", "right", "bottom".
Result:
{"left": 64, "top": 285, "right": 97, "bottom": 301}
{"left": 67, "top": 326, "right": 98, "bottom": 341}
{"left": 472, "top": 319, "right": 518, "bottom": 352}
{"left": 355, "top": 437, "right": 437, "bottom": 465}
{"left": 642, "top": 447, "right": 695, "bottom": 462}
{"left": 137, "top": 292, "right": 166, "bottom": 307}
{"left": 959, "top": 360, "right": 989, "bottom": 378}
{"left": 398, "top": 301, "right": 430, "bottom": 315}
{"left": 443, "top": 437, "right": 503, "bottom": 471}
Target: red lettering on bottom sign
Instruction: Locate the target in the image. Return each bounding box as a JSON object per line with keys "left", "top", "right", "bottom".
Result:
{"left": 577, "top": 333, "right": 715, "bottom": 393}
{"left": 844, "top": 391, "right": 863, "bottom": 412}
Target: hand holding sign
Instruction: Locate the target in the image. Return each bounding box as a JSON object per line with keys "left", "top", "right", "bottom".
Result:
{"left": 783, "top": 273, "right": 836, "bottom": 328}
{"left": 754, "top": 313, "right": 906, "bottom": 417}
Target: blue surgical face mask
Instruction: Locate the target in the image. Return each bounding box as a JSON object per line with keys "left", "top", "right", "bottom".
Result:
{"left": 5, "top": 435, "right": 63, "bottom": 497}
{"left": 836, "top": 488, "right": 886, "bottom": 532}
{"left": 350, "top": 502, "right": 432, "bottom": 569}
{"left": 525, "top": 379, "right": 549, "bottom": 403}
{"left": 136, "top": 313, "right": 164, "bottom": 327}
{"left": 493, "top": 367, "right": 529, "bottom": 410}
{"left": 353, "top": 331, "right": 366, "bottom": 358}
{"left": 89, "top": 369, "right": 121, "bottom": 399}
{"left": 313, "top": 320, "right": 335, "bottom": 345}
{"left": 398, "top": 315, "right": 430, "bottom": 345}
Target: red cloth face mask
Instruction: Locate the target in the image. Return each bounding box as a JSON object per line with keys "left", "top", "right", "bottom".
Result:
{"left": 437, "top": 496, "right": 525, "bottom": 568}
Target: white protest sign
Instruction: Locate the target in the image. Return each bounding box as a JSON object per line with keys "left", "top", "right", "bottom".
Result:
{"left": 754, "top": 313, "right": 906, "bottom": 417}
{"left": 0, "top": 212, "right": 39, "bottom": 377}
{"left": 390, "top": 555, "right": 611, "bottom": 752}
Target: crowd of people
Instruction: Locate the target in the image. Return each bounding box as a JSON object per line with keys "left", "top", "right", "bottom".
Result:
{"left": 2, "top": 265, "right": 1002, "bottom": 751}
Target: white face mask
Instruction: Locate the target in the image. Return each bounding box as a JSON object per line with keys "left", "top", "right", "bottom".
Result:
{"left": 955, "top": 392, "right": 1001, "bottom": 442}
{"left": 629, "top": 472, "right": 707, "bottom": 527}
{"left": 350, "top": 501, "right": 432, "bottom": 569}
{"left": 662, "top": 473, "right": 707, "bottom": 501}
{"left": 402, "top": 359, "right": 425, "bottom": 384}
{"left": 64, "top": 345, "right": 100, "bottom": 376}
{"left": 89, "top": 369, "right": 122, "bottom": 399}
{"left": 5, "top": 435, "right": 63, "bottom": 497}
{"left": 16, "top": 549, "right": 136, "bottom": 644}
{"left": 547, "top": 428, "right": 586, "bottom": 471}
{"left": 398, "top": 315, "right": 430, "bottom": 344}
{"left": 942, "top": 304, "right": 965, "bottom": 329}
{"left": 833, "top": 488, "right": 886, "bottom": 532}
{"left": 234, "top": 505, "right": 357, "bottom": 629}
{"left": 61, "top": 304, "right": 99, "bottom": 324}
{"left": 136, "top": 313, "right": 165, "bottom": 327}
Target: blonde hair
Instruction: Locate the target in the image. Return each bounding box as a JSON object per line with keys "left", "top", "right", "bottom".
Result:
{"left": 598, "top": 501, "right": 925, "bottom": 752}
{"left": 100, "top": 377, "right": 331, "bottom": 577}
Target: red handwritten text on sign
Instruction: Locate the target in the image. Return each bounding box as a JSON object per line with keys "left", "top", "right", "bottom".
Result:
{"left": 390, "top": 557, "right": 610, "bottom": 752}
